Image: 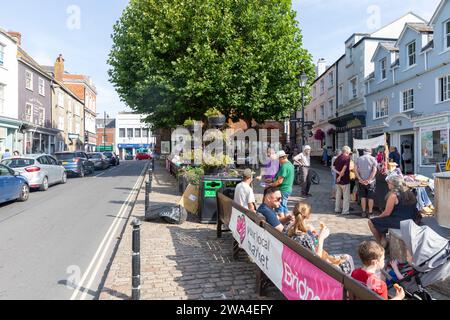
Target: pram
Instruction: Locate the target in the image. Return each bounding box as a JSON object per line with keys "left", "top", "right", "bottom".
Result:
{"left": 383, "top": 220, "right": 450, "bottom": 300}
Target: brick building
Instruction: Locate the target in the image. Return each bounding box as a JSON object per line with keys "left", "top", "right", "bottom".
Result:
{"left": 96, "top": 118, "right": 115, "bottom": 152}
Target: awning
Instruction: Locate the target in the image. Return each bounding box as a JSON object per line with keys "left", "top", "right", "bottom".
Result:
{"left": 329, "top": 112, "right": 366, "bottom": 129}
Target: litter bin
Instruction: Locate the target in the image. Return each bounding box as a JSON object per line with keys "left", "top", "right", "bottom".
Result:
{"left": 434, "top": 172, "right": 450, "bottom": 228}
{"left": 199, "top": 176, "right": 242, "bottom": 224}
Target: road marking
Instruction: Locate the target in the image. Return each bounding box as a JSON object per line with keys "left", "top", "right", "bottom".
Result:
{"left": 70, "top": 163, "right": 147, "bottom": 300}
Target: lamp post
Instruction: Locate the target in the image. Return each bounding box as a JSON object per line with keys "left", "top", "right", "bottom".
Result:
{"left": 299, "top": 71, "right": 308, "bottom": 151}
{"left": 104, "top": 111, "right": 109, "bottom": 151}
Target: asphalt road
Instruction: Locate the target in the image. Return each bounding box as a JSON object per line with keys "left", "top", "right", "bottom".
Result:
{"left": 0, "top": 160, "right": 148, "bottom": 300}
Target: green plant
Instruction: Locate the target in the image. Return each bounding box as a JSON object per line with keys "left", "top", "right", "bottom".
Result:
{"left": 182, "top": 166, "right": 204, "bottom": 185}
{"left": 204, "top": 108, "right": 223, "bottom": 118}
{"left": 183, "top": 118, "right": 195, "bottom": 126}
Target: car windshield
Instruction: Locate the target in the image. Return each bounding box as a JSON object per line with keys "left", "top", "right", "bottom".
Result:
{"left": 55, "top": 153, "right": 76, "bottom": 160}
{"left": 103, "top": 152, "right": 113, "bottom": 157}
{"left": 1, "top": 158, "right": 35, "bottom": 168}
{"left": 90, "top": 154, "right": 102, "bottom": 159}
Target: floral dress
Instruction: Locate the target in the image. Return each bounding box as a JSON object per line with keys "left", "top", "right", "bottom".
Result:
{"left": 291, "top": 231, "right": 354, "bottom": 275}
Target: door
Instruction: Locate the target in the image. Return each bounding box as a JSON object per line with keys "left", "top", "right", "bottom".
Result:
{"left": 401, "top": 134, "right": 414, "bottom": 175}
{"left": 0, "top": 164, "right": 19, "bottom": 201}
{"left": 37, "top": 156, "right": 53, "bottom": 184}
{"left": 46, "top": 155, "right": 62, "bottom": 183}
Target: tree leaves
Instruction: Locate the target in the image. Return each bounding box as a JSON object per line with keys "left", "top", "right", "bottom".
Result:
{"left": 109, "top": 0, "right": 315, "bottom": 129}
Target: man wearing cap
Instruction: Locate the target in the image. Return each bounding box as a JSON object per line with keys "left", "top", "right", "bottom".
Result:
{"left": 355, "top": 148, "right": 378, "bottom": 218}
{"left": 269, "top": 151, "right": 295, "bottom": 215}
{"left": 234, "top": 169, "right": 257, "bottom": 212}
{"left": 293, "top": 145, "right": 312, "bottom": 197}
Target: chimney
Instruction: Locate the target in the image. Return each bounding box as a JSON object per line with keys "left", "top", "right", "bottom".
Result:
{"left": 54, "top": 54, "right": 65, "bottom": 82}
{"left": 7, "top": 31, "right": 21, "bottom": 46}
{"left": 316, "top": 58, "right": 327, "bottom": 77}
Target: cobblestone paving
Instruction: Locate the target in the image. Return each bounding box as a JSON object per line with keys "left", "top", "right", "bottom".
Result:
{"left": 99, "top": 161, "right": 449, "bottom": 300}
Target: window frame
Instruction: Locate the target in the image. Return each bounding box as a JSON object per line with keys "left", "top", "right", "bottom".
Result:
{"left": 438, "top": 74, "right": 450, "bottom": 103}
{"left": 25, "top": 103, "right": 33, "bottom": 122}
{"left": 380, "top": 58, "right": 387, "bottom": 80}
{"left": 25, "top": 70, "right": 33, "bottom": 91}
{"left": 401, "top": 89, "right": 414, "bottom": 112}
{"left": 349, "top": 77, "right": 358, "bottom": 99}
{"left": 38, "top": 77, "right": 45, "bottom": 96}
{"left": 373, "top": 97, "right": 389, "bottom": 119}
{"left": 135, "top": 128, "right": 142, "bottom": 138}
{"left": 0, "top": 43, "right": 5, "bottom": 66}
{"left": 0, "top": 83, "right": 5, "bottom": 114}
{"left": 119, "top": 128, "right": 125, "bottom": 138}
{"left": 445, "top": 20, "right": 450, "bottom": 49}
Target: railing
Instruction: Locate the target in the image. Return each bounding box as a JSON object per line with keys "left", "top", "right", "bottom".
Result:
{"left": 216, "top": 193, "right": 382, "bottom": 301}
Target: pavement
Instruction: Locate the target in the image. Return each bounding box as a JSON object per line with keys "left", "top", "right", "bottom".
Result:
{"left": 0, "top": 160, "right": 147, "bottom": 300}
{"left": 99, "top": 161, "right": 450, "bottom": 300}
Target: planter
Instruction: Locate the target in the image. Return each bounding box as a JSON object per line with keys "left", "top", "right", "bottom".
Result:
{"left": 203, "top": 166, "right": 226, "bottom": 175}
{"left": 208, "top": 115, "right": 226, "bottom": 128}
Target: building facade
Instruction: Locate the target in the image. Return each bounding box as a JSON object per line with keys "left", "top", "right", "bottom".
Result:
{"left": 96, "top": 118, "right": 116, "bottom": 152}
{"left": 0, "top": 29, "right": 20, "bottom": 157}
{"left": 17, "top": 47, "right": 59, "bottom": 155}
{"left": 116, "top": 112, "right": 155, "bottom": 159}
{"left": 365, "top": 0, "right": 450, "bottom": 177}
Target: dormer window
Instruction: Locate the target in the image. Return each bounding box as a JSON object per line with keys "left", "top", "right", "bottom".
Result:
{"left": 446, "top": 20, "right": 450, "bottom": 49}
{"left": 346, "top": 46, "right": 353, "bottom": 64}
{"left": 407, "top": 41, "right": 416, "bottom": 67}
{"left": 380, "top": 58, "right": 387, "bottom": 80}
{"left": 320, "top": 79, "right": 324, "bottom": 94}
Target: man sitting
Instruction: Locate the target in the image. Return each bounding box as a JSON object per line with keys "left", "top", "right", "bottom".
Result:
{"left": 257, "top": 187, "right": 294, "bottom": 232}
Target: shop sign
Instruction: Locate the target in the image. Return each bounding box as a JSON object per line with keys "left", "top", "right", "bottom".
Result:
{"left": 347, "top": 119, "right": 362, "bottom": 129}
{"left": 414, "top": 117, "right": 448, "bottom": 128}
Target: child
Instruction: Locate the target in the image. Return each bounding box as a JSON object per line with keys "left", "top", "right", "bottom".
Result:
{"left": 352, "top": 241, "right": 405, "bottom": 300}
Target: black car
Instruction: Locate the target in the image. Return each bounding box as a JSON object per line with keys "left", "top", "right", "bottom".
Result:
{"left": 87, "top": 153, "right": 110, "bottom": 170}
{"left": 103, "top": 152, "right": 120, "bottom": 166}
{"left": 54, "top": 151, "right": 95, "bottom": 177}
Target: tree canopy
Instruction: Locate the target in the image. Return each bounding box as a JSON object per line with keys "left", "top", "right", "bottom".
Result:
{"left": 109, "top": 0, "right": 315, "bottom": 129}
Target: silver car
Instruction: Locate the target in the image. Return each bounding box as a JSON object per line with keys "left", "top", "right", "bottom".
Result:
{"left": 1, "top": 154, "right": 67, "bottom": 191}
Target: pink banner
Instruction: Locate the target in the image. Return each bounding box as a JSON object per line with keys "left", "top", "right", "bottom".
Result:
{"left": 281, "top": 245, "right": 343, "bottom": 300}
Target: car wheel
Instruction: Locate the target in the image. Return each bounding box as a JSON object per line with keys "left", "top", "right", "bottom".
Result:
{"left": 39, "top": 177, "right": 49, "bottom": 191}
{"left": 19, "top": 184, "right": 30, "bottom": 201}
{"left": 61, "top": 172, "right": 67, "bottom": 184}
{"left": 79, "top": 168, "right": 85, "bottom": 178}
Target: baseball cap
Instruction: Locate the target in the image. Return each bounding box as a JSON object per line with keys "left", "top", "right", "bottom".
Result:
{"left": 277, "top": 151, "right": 287, "bottom": 158}
{"left": 243, "top": 168, "right": 256, "bottom": 178}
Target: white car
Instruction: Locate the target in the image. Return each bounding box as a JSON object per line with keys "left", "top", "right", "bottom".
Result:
{"left": 1, "top": 154, "right": 67, "bottom": 191}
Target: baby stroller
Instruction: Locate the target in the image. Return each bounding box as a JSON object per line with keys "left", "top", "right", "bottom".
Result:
{"left": 383, "top": 220, "right": 450, "bottom": 300}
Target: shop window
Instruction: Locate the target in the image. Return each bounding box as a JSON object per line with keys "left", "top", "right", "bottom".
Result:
{"left": 421, "top": 128, "right": 449, "bottom": 166}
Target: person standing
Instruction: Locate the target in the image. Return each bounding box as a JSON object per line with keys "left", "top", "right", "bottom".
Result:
{"left": 355, "top": 148, "right": 378, "bottom": 218}
{"left": 333, "top": 146, "right": 351, "bottom": 215}
{"left": 234, "top": 169, "right": 257, "bottom": 212}
{"left": 1, "top": 149, "right": 11, "bottom": 160}
{"left": 389, "top": 146, "right": 401, "bottom": 167}
{"left": 293, "top": 145, "right": 312, "bottom": 197}
{"left": 256, "top": 147, "right": 279, "bottom": 183}
{"left": 322, "top": 145, "right": 328, "bottom": 166}
{"left": 269, "top": 151, "right": 295, "bottom": 216}
{"left": 331, "top": 150, "right": 342, "bottom": 199}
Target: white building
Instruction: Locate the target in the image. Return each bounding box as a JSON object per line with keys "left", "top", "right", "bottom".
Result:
{"left": 0, "top": 29, "right": 20, "bottom": 157}
{"left": 115, "top": 112, "right": 156, "bottom": 159}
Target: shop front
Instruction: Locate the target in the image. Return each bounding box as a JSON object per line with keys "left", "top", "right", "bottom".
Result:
{"left": 0, "top": 117, "right": 23, "bottom": 157}
{"left": 23, "top": 126, "right": 59, "bottom": 155}
{"left": 118, "top": 143, "right": 152, "bottom": 160}
{"left": 413, "top": 114, "right": 450, "bottom": 178}
{"left": 329, "top": 112, "right": 366, "bottom": 151}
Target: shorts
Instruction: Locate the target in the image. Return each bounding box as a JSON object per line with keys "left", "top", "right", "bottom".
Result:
{"left": 276, "top": 192, "right": 291, "bottom": 214}
{"left": 359, "top": 183, "right": 376, "bottom": 200}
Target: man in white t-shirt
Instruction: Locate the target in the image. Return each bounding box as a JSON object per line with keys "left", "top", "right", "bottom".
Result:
{"left": 234, "top": 169, "right": 256, "bottom": 212}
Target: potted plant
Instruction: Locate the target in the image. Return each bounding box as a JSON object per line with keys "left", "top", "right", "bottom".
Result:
{"left": 183, "top": 118, "right": 196, "bottom": 132}
{"left": 205, "top": 108, "right": 226, "bottom": 127}
{"left": 314, "top": 129, "right": 325, "bottom": 142}
{"left": 202, "top": 154, "right": 233, "bottom": 175}
{"left": 327, "top": 128, "right": 336, "bottom": 136}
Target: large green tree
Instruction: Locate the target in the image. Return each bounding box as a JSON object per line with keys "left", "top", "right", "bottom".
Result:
{"left": 109, "top": 0, "right": 315, "bottom": 129}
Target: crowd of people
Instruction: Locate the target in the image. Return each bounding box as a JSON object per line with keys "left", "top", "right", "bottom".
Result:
{"left": 232, "top": 144, "right": 428, "bottom": 300}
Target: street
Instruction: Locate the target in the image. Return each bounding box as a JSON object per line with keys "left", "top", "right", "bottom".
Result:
{"left": 0, "top": 160, "right": 147, "bottom": 300}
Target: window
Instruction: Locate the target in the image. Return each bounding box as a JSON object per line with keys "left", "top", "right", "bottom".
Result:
{"left": 380, "top": 58, "right": 387, "bottom": 80}
{"left": 446, "top": 20, "right": 450, "bottom": 49}
{"left": 346, "top": 46, "right": 353, "bottom": 64}
{"left": 338, "top": 85, "right": 343, "bottom": 105}
{"left": 57, "top": 92, "right": 64, "bottom": 107}
{"left": 328, "top": 72, "right": 334, "bottom": 87}
{"left": 374, "top": 98, "right": 389, "bottom": 119}
{"left": 135, "top": 128, "right": 141, "bottom": 138}
{"left": 320, "top": 80, "right": 324, "bottom": 94}
{"left": 438, "top": 75, "right": 450, "bottom": 102}
{"left": 320, "top": 105, "right": 325, "bottom": 120}
{"left": 313, "top": 110, "right": 317, "bottom": 121}
{"left": 38, "top": 107, "right": 45, "bottom": 126}
{"left": 143, "top": 129, "right": 149, "bottom": 138}
{"left": 25, "top": 103, "right": 33, "bottom": 122}
{"left": 25, "top": 70, "right": 33, "bottom": 90}
{"left": 127, "top": 128, "right": 133, "bottom": 138}
{"left": 0, "top": 44, "right": 4, "bottom": 66}
{"left": 402, "top": 89, "right": 414, "bottom": 112}
{"left": 119, "top": 128, "right": 125, "bottom": 138}
{"left": 58, "top": 115, "right": 64, "bottom": 130}
{"left": 329, "top": 100, "right": 334, "bottom": 118}
{"left": 407, "top": 41, "right": 416, "bottom": 67}
{"left": 349, "top": 77, "right": 358, "bottom": 99}
{"left": 0, "top": 84, "right": 5, "bottom": 114}
{"left": 68, "top": 113, "right": 73, "bottom": 132}
{"left": 75, "top": 122, "right": 80, "bottom": 134}
{"left": 312, "top": 86, "right": 317, "bottom": 98}
{"left": 38, "top": 78, "right": 45, "bottom": 96}
{"left": 421, "top": 128, "right": 449, "bottom": 166}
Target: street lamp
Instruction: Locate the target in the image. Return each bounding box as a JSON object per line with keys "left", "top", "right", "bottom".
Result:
{"left": 299, "top": 71, "right": 308, "bottom": 151}
{"left": 104, "top": 111, "right": 109, "bottom": 151}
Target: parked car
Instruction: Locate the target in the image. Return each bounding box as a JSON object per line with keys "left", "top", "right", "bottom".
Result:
{"left": 54, "top": 151, "right": 95, "bottom": 178}
{"left": 0, "top": 164, "right": 29, "bottom": 204}
{"left": 125, "top": 154, "right": 134, "bottom": 160}
{"left": 1, "top": 154, "right": 67, "bottom": 191}
{"left": 87, "top": 153, "right": 110, "bottom": 170}
{"left": 136, "top": 152, "right": 152, "bottom": 161}
{"left": 103, "top": 152, "right": 120, "bottom": 166}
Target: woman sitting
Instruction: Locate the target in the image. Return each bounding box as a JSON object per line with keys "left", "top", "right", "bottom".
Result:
{"left": 368, "top": 175, "right": 418, "bottom": 248}
{"left": 286, "top": 202, "right": 354, "bottom": 274}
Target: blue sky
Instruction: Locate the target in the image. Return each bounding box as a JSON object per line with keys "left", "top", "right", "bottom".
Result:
{"left": 0, "top": 0, "right": 442, "bottom": 117}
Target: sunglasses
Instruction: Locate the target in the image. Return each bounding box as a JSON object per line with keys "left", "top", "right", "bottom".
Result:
{"left": 275, "top": 197, "right": 282, "bottom": 202}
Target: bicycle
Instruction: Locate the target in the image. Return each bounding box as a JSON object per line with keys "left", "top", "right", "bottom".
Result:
{"left": 294, "top": 165, "right": 320, "bottom": 186}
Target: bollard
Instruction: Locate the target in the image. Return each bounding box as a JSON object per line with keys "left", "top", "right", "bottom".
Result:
{"left": 145, "top": 181, "right": 150, "bottom": 212}
{"left": 131, "top": 218, "right": 142, "bottom": 300}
